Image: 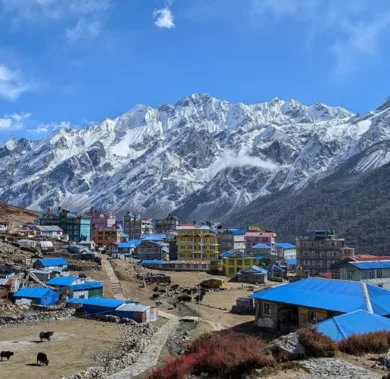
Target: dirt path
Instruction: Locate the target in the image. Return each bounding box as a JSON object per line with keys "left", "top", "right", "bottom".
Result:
{"left": 101, "top": 257, "right": 125, "bottom": 299}
{"left": 102, "top": 259, "right": 180, "bottom": 378}
{"left": 108, "top": 311, "right": 179, "bottom": 379}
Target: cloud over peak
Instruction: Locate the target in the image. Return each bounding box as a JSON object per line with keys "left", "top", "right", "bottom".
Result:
{"left": 0, "top": 64, "right": 33, "bottom": 101}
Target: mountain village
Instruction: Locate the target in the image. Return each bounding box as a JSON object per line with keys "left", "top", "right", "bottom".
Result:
{"left": 1, "top": 205, "right": 390, "bottom": 378}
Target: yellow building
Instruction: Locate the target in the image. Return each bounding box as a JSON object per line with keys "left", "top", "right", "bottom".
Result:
{"left": 176, "top": 225, "right": 220, "bottom": 270}
{"left": 222, "top": 250, "right": 256, "bottom": 276}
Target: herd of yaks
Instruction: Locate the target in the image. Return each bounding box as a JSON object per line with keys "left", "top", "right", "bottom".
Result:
{"left": 0, "top": 331, "right": 54, "bottom": 366}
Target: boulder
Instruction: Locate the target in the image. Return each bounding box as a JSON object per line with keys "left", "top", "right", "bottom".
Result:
{"left": 266, "top": 332, "right": 305, "bottom": 360}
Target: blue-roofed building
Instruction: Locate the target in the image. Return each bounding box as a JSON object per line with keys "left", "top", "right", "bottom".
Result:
{"left": 13, "top": 287, "right": 59, "bottom": 306}
{"left": 106, "top": 240, "right": 141, "bottom": 256}
{"left": 141, "top": 234, "right": 166, "bottom": 242}
{"left": 250, "top": 278, "right": 390, "bottom": 331}
{"left": 221, "top": 249, "right": 258, "bottom": 277}
{"left": 339, "top": 260, "right": 390, "bottom": 283}
{"left": 286, "top": 259, "right": 297, "bottom": 271}
{"left": 115, "top": 303, "right": 158, "bottom": 322}
{"left": 275, "top": 243, "right": 296, "bottom": 260}
{"left": 218, "top": 228, "right": 245, "bottom": 253}
{"left": 136, "top": 239, "right": 169, "bottom": 261}
{"left": 33, "top": 258, "right": 68, "bottom": 271}
{"left": 120, "top": 232, "right": 129, "bottom": 242}
{"left": 237, "top": 265, "right": 268, "bottom": 284}
{"left": 66, "top": 297, "right": 131, "bottom": 314}
{"left": 316, "top": 310, "right": 390, "bottom": 342}
{"left": 47, "top": 276, "right": 78, "bottom": 287}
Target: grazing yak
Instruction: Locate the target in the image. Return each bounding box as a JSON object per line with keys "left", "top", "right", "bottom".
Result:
{"left": 39, "top": 331, "right": 54, "bottom": 342}
{"left": 37, "top": 352, "right": 49, "bottom": 366}
{"left": 0, "top": 351, "right": 14, "bottom": 360}
{"left": 177, "top": 295, "right": 192, "bottom": 303}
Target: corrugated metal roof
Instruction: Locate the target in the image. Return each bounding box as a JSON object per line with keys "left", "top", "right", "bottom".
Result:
{"left": 224, "top": 229, "right": 244, "bottom": 235}
{"left": 38, "top": 258, "right": 68, "bottom": 267}
{"left": 47, "top": 277, "right": 77, "bottom": 286}
{"left": 237, "top": 265, "right": 268, "bottom": 274}
{"left": 120, "top": 232, "right": 129, "bottom": 238}
{"left": 351, "top": 261, "right": 390, "bottom": 270}
{"left": 141, "top": 260, "right": 163, "bottom": 265}
{"left": 286, "top": 259, "right": 297, "bottom": 265}
{"left": 34, "top": 225, "right": 63, "bottom": 232}
{"left": 116, "top": 303, "right": 150, "bottom": 312}
{"left": 66, "top": 297, "right": 127, "bottom": 307}
{"left": 141, "top": 234, "right": 166, "bottom": 241}
{"left": 71, "top": 281, "right": 103, "bottom": 291}
{"left": 316, "top": 310, "right": 390, "bottom": 342}
{"left": 117, "top": 240, "right": 141, "bottom": 248}
{"left": 276, "top": 243, "right": 296, "bottom": 249}
{"left": 252, "top": 244, "right": 271, "bottom": 249}
{"left": 14, "top": 287, "right": 52, "bottom": 298}
{"left": 250, "top": 278, "right": 390, "bottom": 315}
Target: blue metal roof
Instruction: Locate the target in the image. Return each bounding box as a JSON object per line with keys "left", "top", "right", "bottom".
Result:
{"left": 66, "top": 297, "right": 127, "bottom": 308}
{"left": 220, "top": 251, "right": 233, "bottom": 259}
{"left": 316, "top": 310, "right": 390, "bottom": 342}
{"left": 14, "top": 287, "right": 53, "bottom": 298}
{"left": 286, "top": 259, "right": 297, "bottom": 265}
{"left": 117, "top": 240, "right": 141, "bottom": 248}
{"left": 254, "top": 256, "right": 264, "bottom": 261}
{"left": 141, "top": 234, "right": 166, "bottom": 241}
{"left": 71, "top": 281, "right": 103, "bottom": 291}
{"left": 224, "top": 229, "right": 244, "bottom": 235}
{"left": 116, "top": 303, "right": 150, "bottom": 312}
{"left": 141, "top": 260, "right": 163, "bottom": 265}
{"left": 238, "top": 265, "right": 268, "bottom": 275}
{"left": 38, "top": 258, "right": 68, "bottom": 267}
{"left": 250, "top": 278, "right": 390, "bottom": 316}
{"left": 276, "top": 243, "right": 296, "bottom": 249}
{"left": 47, "top": 277, "right": 77, "bottom": 286}
{"left": 351, "top": 261, "right": 390, "bottom": 270}
{"left": 252, "top": 244, "right": 271, "bottom": 249}
{"left": 120, "top": 232, "right": 129, "bottom": 238}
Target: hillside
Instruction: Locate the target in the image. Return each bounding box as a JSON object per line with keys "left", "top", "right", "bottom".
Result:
{"left": 0, "top": 202, "right": 40, "bottom": 226}
{"left": 226, "top": 142, "right": 390, "bottom": 254}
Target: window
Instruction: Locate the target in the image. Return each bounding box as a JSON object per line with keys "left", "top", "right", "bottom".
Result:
{"left": 245, "top": 260, "right": 251, "bottom": 265}
{"left": 311, "top": 251, "right": 316, "bottom": 257}
{"left": 319, "top": 252, "right": 324, "bottom": 258}
{"left": 369, "top": 270, "right": 375, "bottom": 279}
{"left": 347, "top": 271, "right": 353, "bottom": 279}
{"left": 377, "top": 269, "right": 383, "bottom": 278}
{"left": 308, "top": 310, "right": 317, "bottom": 324}
{"left": 333, "top": 251, "right": 339, "bottom": 257}
{"left": 263, "top": 302, "right": 271, "bottom": 316}
{"left": 237, "top": 260, "right": 243, "bottom": 265}
{"left": 229, "top": 268, "right": 235, "bottom": 274}
{"left": 229, "top": 260, "right": 234, "bottom": 266}
{"left": 303, "top": 251, "right": 309, "bottom": 257}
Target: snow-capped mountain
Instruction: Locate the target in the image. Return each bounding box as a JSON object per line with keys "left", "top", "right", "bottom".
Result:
{"left": 1, "top": 93, "right": 390, "bottom": 221}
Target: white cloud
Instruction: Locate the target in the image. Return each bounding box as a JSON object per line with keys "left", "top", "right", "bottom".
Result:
{"left": 0, "top": 113, "right": 31, "bottom": 131}
{"left": 0, "top": 64, "right": 32, "bottom": 101}
{"left": 65, "top": 17, "right": 102, "bottom": 41}
{"left": 28, "top": 120, "right": 71, "bottom": 135}
{"left": 249, "top": 0, "right": 390, "bottom": 74}
{"left": 153, "top": 7, "right": 175, "bottom": 29}
{"left": 1, "top": 0, "right": 111, "bottom": 40}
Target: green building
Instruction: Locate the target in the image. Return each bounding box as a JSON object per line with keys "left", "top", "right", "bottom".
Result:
{"left": 39, "top": 209, "right": 91, "bottom": 242}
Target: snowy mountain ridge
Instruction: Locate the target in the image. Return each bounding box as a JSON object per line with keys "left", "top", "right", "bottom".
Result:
{"left": 1, "top": 93, "right": 390, "bottom": 221}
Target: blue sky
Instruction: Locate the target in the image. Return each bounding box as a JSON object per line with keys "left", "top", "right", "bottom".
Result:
{"left": 1, "top": 0, "right": 390, "bottom": 141}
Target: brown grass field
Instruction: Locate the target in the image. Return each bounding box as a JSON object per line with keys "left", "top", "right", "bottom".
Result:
{"left": 0, "top": 319, "right": 122, "bottom": 379}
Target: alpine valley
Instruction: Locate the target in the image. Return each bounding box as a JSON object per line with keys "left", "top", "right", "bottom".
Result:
{"left": 2, "top": 93, "right": 390, "bottom": 251}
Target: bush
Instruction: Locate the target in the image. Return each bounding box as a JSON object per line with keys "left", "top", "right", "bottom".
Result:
{"left": 338, "top": 331, "right": 390, "bottom": 356}
{"left": 297, "top": 327, "right": 338, "bottom": 358}
{"left": 148, "top": 330, "right": 275, "bottom": 379}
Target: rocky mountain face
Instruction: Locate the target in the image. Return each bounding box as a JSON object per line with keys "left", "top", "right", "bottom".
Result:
{"left": 1, "top": 93, "right": 390, "bottom": 226}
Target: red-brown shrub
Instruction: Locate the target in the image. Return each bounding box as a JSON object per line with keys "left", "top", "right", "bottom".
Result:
{"left": 297, "top": 327, "right": 338, "bottom": 358}
{"left": 338, "top": 331, "right": 390, "bottom": 356}
{"left": 147, "top": 330, "right": 275, "bottom": 379}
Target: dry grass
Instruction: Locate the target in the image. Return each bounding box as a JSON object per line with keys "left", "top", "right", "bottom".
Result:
{"left": 0, "top": 319, "right": 122, "bottom": 379}
{"left": 84, "top": 269, "right": 114, "bottom": 298}
{"left": 338, "top": 331, "right": 390, "bottom": 356}
{"left": 297, "top": 327, "right": 338, "bottom": 358}
{"left": 0, "top": 202, "right": 40, "bottom": 227}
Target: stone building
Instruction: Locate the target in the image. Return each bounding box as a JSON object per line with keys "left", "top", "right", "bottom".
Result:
{"left": 296, "top": 230, "right": 345, "bottom": 276}
{"left": 218, "top": 229, "right": 245, "bottom": 253}
{"left": 123, "top": 213, "right": 153, "bottom": 239}
{"left": 92, "top": 226, "right": 121, "bottom": 246}
{"left": 154, "top": 214, "right": 179, "bottom": 234}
